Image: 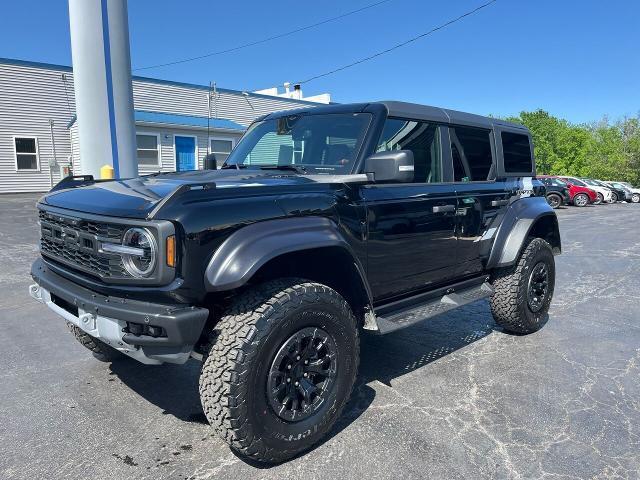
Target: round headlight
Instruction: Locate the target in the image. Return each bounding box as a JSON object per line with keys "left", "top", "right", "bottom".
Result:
{"left": 122, "top": 228, "right": 157, "bottom": 278}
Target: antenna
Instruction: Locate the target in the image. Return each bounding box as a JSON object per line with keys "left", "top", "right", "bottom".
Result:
{"left": 207, "top": 81, "right": 212, "bottom": 155}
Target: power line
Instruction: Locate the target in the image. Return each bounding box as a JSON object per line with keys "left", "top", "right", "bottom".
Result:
{"left": 133, "top": 0, "right": 395, "bottom": 72}
{"left": 291, "top": 0, "right": 498, "bottom": 87}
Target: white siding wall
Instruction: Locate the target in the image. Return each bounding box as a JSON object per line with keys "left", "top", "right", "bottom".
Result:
{"left": 0, "top": 60, "right": 317, "bottom": 193}
{"left": 71, "top": 122, "right": 243, "bottom": 174}
{"left": 0, "top": 63, "right": 76, "bottom": 193}
{"left": 135, "top": 126, "right": 243, "bottom": 174}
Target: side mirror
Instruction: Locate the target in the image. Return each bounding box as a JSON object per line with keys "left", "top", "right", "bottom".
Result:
{"left": 203, "top": 153, "right": 218, "bottom": 170}
{"left": 364, "top": 150, "right": 414, "bottom": 183}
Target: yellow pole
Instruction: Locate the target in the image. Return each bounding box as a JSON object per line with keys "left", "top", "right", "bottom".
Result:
{"left": 100, "top": 164, "right": 114, "bottom": 179}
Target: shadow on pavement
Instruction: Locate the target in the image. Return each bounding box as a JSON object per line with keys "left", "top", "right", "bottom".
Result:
{"left": 110, "top": 299, "right": 498, "bottom": 466}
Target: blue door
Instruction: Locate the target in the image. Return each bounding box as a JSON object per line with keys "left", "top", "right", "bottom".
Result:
{"left": 175, "top": 136, "right": 196, "bottom": 171}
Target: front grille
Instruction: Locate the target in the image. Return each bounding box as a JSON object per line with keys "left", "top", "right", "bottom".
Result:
{"left": 39, "top": 209, "right": 129, "bottom": 279}
{"left": 39, "top": 210, "right": 125, "bottom": 240}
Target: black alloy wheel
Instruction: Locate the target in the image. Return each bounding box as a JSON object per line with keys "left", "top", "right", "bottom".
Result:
{"left": 267, "top": 327, "right": 338, "bottom": 422}
{"left": 527, "top": 262, "right": 549, "bottom": 313}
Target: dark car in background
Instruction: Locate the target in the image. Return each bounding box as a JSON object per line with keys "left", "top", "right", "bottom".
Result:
{"left": 538, "top": 176, "right": 570, "bottom": 208}
{"left": 580, "top": 179, "right": 622, "bottom": 203}
{"left": 596, "top": 180, "right": 632, "bottom": 202}
{"left": 617, "top": 182, "right": 640, "bottom": 203}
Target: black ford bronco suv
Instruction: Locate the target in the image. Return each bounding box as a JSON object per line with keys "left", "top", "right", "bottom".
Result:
{"left": 29, "top": 101, "right": 560, "bottom": 463}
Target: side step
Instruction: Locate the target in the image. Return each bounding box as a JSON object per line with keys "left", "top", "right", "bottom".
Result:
{"left": 374, "top": 279, "right": 493, "bottom": 335}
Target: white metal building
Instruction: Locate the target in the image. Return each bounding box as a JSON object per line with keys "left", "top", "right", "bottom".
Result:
{"left": 0, "top": 57, "right": 329, "bottom": 193}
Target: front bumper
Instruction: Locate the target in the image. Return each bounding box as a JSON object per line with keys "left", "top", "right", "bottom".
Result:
{"left": 30, "top": 258, "right": 209, "bottom": 364}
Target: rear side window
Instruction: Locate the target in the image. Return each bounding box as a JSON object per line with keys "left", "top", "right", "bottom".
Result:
{"left": 450, "top": 126, "right": 493, "bottom": 182}
{"left": 502, "top": 132, "right": 533, "bottom": 173}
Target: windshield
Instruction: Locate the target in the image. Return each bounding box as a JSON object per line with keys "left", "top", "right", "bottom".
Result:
{"left": 224, "top": 113, "right": 372, "bottom": 174}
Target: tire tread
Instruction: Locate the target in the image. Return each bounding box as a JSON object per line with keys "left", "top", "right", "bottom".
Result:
{"left": 490, "top": 238, "right": 554, "bottom": 334}
{"left": 199, "top": 278, "right": 359, "bottom": 463}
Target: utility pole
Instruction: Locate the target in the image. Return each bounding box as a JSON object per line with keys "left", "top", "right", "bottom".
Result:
{"left": 68, "top": 0, "right": 137, "bottom": 179}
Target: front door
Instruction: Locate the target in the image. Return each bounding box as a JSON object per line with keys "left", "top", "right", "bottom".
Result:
{"left": 175, "top": 136, "right": 196, "bottom": 171}
{"left": 363, "top": 184, "right": 459, "bottom": 301}
{"left": 362, "top": 119, "right": 458, "bottom": 302}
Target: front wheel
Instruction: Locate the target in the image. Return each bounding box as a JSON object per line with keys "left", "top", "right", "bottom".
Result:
{"left": 594, "top": 192, "right": 603, "bottom": 205}
{"left": 490, "top": 238, "right": 555, "bottom": 334}
{"left": 199, "top": 279, "right": 359, "bottom": 464}
{"left": 609, "top": 192, "right": 618, "bottom": 203}
{"left": 573, "top": 193, "right": 589, "bottom": 207}
{"left": 632, "top": 193, "right": 640, "bottom": 203}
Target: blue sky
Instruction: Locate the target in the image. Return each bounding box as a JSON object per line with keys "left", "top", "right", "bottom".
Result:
{"left": 1, "top": 0, "right": 638, "bottom": 123}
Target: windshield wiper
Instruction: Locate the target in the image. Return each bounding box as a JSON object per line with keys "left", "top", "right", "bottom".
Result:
{"left": 260, "top": 164, "right": 307, "bottom": 173}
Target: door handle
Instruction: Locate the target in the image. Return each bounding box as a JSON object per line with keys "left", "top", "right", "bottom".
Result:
{"left": 491, "top": 199, "right": 509, "bottom": 207}
{"left": 432, "top": 204, "right": 455, "bottom": 213}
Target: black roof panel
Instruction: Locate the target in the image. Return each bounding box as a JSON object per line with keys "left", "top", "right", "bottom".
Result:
{"left": 262, "top": 101, "right": 527, "bottom": 132}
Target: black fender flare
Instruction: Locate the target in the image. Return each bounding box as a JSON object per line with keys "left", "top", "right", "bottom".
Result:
{"left": 204, "top": 217, "right": 372, "bottom": 302}
{"left": 486, "top": 197, "right": 560, "bottom": 269}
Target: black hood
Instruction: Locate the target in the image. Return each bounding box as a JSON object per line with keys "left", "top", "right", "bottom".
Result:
{"left": 40, "top": 170, "right": 325, "bottom": 219}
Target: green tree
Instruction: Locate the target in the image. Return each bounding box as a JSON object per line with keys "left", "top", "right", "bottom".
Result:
{"left": 505, "top": 110, "right": 640, "bottom": 185}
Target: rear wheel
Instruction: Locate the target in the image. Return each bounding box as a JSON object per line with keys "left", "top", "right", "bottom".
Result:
{"left": 594, "top": 192, "right": 603, "bottom": 205}
{"left": 632, "top": 193, "right": 640, "bottom": 203}
{"left": 546, "top": 193, "right": 562, "bottom": 209}
{"left": 490, "top": 238, "right": 555, "bottom": 334}
{"left": 66, "top": 322, "right": 125, "bottom": 362}
{"left": 573, "top": 193, "right": 589, "bottom": 207}
{"left": 199, "top": 279, "right": 359, "bottom": 464}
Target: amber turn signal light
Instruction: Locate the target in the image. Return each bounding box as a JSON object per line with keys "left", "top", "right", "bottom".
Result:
{"left": 166, "top": 235, "right": 176, "bottom": 268}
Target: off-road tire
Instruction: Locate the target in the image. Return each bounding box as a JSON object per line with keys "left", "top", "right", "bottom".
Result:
{"left": 490, "top": 238, "right": 555, "bottom": 334}
{"left": 66, "top": 321, "right": 125, "bottom": 362}
{"left": 546, "top": 193, "right": 562, "bottom": 209}
{"left": 199, "top": 279, "right": 359, "bottom": 464}
{"left": 573, "top": 193, "right": 589, "bottom": 207}
{"left": 632, "top": 193, "right": 640, "bottom": 203}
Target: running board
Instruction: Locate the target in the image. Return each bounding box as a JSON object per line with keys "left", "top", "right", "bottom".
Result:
{"left": 374, "top": 279, "right": 493, "bottom": 335}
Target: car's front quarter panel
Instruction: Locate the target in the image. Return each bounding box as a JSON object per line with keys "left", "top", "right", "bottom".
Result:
{"left": 155, "top": 182, "right": 365, "bottom": 303}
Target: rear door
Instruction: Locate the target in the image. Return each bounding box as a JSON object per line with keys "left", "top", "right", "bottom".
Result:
{"left": 446, "top": 125, "right": 513, "bottom": 276}
{"left": 362, "top": 118, "right": 459, "bottom": 301}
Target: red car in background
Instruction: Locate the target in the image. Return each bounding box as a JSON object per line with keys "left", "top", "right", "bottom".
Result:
{"left": 538, "top": 175, "right": 597, "bottom": 207}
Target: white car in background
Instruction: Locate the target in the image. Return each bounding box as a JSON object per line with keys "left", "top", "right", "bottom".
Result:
{"left": 616, "top": 182, "right": 640, "bottom": 203}
{"left": 560, "top": 176, "right": 613, "bottom": 204}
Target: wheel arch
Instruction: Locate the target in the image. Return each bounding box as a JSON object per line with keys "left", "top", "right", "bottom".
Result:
{"left": 204, "top": 217, "right": 373, "bottom": 324}
{"left": 487, "top": 197, "right": 561, "bottom": 269}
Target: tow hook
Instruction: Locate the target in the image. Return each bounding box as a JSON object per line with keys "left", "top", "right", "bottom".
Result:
{"left": 78, "top": 312, "right": 97, "bottom": 330}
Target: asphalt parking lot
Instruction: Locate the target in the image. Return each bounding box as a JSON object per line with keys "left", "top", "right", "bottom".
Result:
{"left": 1, "top": 194, "right": 639, "bottom": 480}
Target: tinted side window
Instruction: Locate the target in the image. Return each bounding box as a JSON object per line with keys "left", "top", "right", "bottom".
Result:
{"left": 377, "top": 118, "right": 441, "bottom": 183}
{"left": 450, "top": 126, "right": 493, "bottom": 182}
{"left": 502, "top": 132, "right": 533, "bottom": 173}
